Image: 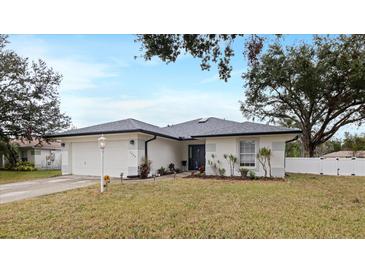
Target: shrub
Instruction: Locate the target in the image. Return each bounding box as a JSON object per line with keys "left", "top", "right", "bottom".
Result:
{"left": 257, "top": 147, "right": 272, "bottom": 177}
{"left": 198, "top": 165, "right": 205, "bottom": 174}
{"left": 207, "top": 154, "right": 221, "bottom": 175}
{"left": 14, "top": 161, "right": 37, "bottom": 171}
{"left": 157, "top": 166, "right": 167, "bottom": 176}
{"left": 174, "top": 168, "right": 181, "bottom": 173}
{"left": 248, "top": 170, "right": 256, "bottom": 179}
{"left": 239, "top": 167, "right": 249, "bottom": 178}
{"left": 139, "top": 158, "right": 151, "bottom": 179}
{"left": 218, "top": 167, "right": 226, "bottom": 177}
{"left": 223, "top": 154, "right": 238, "bottom": 176}
{"left": 168, "top": 163, "right": 175, "bottom": 172}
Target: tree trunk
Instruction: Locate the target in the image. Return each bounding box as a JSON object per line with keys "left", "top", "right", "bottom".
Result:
{"left": 301, "top": 131, "right": 316, "bottom": 157}
{"left": 308, "top": 146, "right": 315, "bottom": 157}
{"left": 5, "top": 143, "right": 19, "bottom": 168}
{"left": 302, "top": 140, "right": 316, "bottom": 157}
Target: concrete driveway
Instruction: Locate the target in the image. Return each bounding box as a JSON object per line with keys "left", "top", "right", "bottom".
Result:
{"left": 0, "top": 175, "right": 97, "bottom": 204}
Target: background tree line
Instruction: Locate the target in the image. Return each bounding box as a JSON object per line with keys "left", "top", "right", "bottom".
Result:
{"left": 286, "top": 132, "right": 365, "bottom": 157}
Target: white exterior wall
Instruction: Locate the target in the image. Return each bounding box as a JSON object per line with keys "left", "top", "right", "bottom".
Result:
{"left": 0, "top": 148, "right": 61, "bottom": 170}
{"left": 205, "top": 134, "right": 296, "bottom": 178}
{"left": 148, "top": 137, "right": 182, "bottom": 174}
{"left": 59, "top": 132, "right": 297, "bottom": 178}
{"left": 33, "top": 149, "right": 61, "bottom": 169}
{"left": 60, "top": 133, "right": 140, "bottom": 178}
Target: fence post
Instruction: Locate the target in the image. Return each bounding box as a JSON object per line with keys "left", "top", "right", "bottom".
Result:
{"left": 352, "top": 157, "right": 356, "bottom": 176}
{"left": 320, "top": 157, "right": 324, "bottom": 175}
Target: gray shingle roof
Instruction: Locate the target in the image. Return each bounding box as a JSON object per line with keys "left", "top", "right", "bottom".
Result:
{"left": 188, "top": 118, "right": 302, "bottom": 137}
{"left": 50, "top": 118, "right": 177, "bottom": 139}
{"left": 50, "top": 117, "right": 301, "bottom": 139}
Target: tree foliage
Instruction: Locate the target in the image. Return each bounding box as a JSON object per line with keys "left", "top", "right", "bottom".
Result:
{"left": 136, "top": 34, "right": 265, "bottom": 81}
{"left": 286, "top": 132, "right": 365, "bottom": 157}
{"left": 0, "top": 34, "right": 70, "bottom": 167}
{"left": 342, "top": 132, "right": 365, "bottom": 152}
{"left": 242, "top": 35, "right": 365, "bottom": 156}
{"left": 137, "top": 34, "right": 365, "bottom": 157}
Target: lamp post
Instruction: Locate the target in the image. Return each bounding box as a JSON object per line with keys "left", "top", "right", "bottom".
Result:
{"left": 98, "top": 134, "right": 106, "bottom": 193}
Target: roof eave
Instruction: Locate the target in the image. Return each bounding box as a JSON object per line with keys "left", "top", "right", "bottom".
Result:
{"left": 45, "top": 129, "right": 180, "bottom": 140}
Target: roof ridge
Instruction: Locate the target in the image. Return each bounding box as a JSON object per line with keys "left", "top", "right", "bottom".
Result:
{"left": 162, "top": 118, "right": 202, "bottom": 128}
{"left": 128, "top": 118, "right": 162, "bottom": 129}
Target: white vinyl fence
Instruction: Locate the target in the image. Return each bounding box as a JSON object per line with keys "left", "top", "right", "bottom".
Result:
{"left": 285, "top": 157, "right": 365, "bottom": 176}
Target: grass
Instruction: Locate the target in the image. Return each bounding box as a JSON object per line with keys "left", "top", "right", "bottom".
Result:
{"left": 0, "top": 170, "right": 61, "bottom": 185}
{"left": 0, "top": 173, "right": 364, "bottom": 238}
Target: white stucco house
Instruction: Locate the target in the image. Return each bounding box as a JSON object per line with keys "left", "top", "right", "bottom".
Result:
{"left": 50, "top": 117, "right": 301, "bottom": 178}
{"left": 0, "top": 140, "right": 62, "bottom": 170}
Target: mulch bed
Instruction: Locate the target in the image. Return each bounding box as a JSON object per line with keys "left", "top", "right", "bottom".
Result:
{"left": 183, "top": 175, "right": 285, "bottom": 182}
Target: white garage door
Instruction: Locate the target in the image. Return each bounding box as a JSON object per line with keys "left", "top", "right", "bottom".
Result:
{"left": 71, "top": 141, "right": 128, "bottom": 177}
{"left": 104, "top": 140, "right": 128, "bottom": 177}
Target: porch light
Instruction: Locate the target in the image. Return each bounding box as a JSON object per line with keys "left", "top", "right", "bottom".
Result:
{"left": 98, "top": 135, "right": 106, "bottom": 149}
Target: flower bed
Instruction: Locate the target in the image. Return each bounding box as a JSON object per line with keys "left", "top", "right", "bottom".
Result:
{"left": 183, "top": 174, "right": 285, "bottom": 181}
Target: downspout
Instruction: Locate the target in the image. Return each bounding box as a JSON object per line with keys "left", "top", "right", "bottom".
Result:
{"left": 145, "top": 135, "right": 157, "bottom": 160}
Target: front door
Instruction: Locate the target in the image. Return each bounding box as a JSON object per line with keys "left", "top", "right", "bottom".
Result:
{"left": 188, "top": 144, "right": 205, "bottom": 170}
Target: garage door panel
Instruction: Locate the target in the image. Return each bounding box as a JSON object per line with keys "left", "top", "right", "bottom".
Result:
{"left": 104, "top": 141, "right": 128, "bottom": 177}
{"left": 72, "top": 142, "right": 99, "bottom": 176}
{"left": 71, "top": 141, "right": 128, "bottom": 177}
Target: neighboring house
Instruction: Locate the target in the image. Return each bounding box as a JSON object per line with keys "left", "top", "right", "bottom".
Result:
{"left": 322, "top": 150, "right": 365, "bottom": 158}
{"left": 50, "top": 117, "right": 301, "bottom": 178}
{"left": 0, "top": 140, "right": 62, "bottom": 170}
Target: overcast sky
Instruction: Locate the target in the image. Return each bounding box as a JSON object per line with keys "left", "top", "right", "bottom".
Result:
{"left": 7, "top": 34, "right": 363, "bottom": 138}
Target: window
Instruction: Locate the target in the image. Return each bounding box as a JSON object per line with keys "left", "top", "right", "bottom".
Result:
{"left": 240, "top": 141, "right": 256, "bottom": 167}
{"left": 21, "top": 150, "right": 28, "bottom": 162}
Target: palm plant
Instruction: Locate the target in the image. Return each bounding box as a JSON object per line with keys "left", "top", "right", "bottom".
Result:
{"left": 223, "top": 153, "right": 238, "bottom": 176}
{"left": 257, "top": 147, "right": 272, "bottom": 177}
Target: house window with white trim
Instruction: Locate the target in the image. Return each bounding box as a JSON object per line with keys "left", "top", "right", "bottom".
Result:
{"left": 240, "top": 140, "right": 256, "bottom": 167}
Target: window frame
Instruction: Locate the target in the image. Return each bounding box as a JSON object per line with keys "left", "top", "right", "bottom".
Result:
{"left": 238, "top": 139, "right": 257, "bottom": 168}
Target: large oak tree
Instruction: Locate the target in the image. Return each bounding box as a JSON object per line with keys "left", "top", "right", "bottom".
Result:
{"left": 137, "top": 34, "right": 365, "bottom": 156}
{"left": 241, "top": 35, "right": 365, "bottom": 156}
{"left": 0, "top": 35, "right": 70, "bottom": 167}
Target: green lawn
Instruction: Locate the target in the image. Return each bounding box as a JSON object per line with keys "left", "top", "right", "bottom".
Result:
{"left": 0, "top": 173, "right": 364, "bottom": 238}
{"left": 0, "top": 170, "right": 61, "bottom": 185}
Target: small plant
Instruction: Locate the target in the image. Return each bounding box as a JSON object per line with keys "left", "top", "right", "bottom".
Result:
{"left": 103, "top": 175, "right": 111, "bottom": 189}
{"left": 168, "top": 163, "right": 175, "bottom": 172}
{"left": 248, "top": 170, "right": 256, "bottom": 179}
{"left": 198, "top": 165, "right": 205, "bottom": 174}
{"left": 238, "top": 167, "right": 249, "bottom": 178}
{"left": 224, "top": 153, "right": 238, "bottom": 176}
{"left": 257, "top": 147, "right": 272, "bottom": 177}
{"left": 14, "top": 161, "right": 37, "bottom": 171}
{"left": 218, "top": 167, "right": 226, "bottom": 177}
{"left": 208, "top": 153, "right": 221, "bottom": 175}
{"left": 157, "top": 166, "right": 167, "bottom": 176}
{"left": 139, "top": 158, "right": 151, "bottom": 179}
